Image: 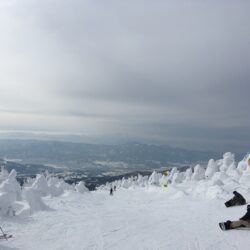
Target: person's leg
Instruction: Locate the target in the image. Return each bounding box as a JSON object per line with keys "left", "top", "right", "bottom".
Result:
{"left": 230, "top": 220, "right": 250, "bottom": 229}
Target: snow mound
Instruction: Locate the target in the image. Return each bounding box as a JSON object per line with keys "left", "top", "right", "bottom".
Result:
{"left": 75, "top": 181, "right": 89, "bottom": 193}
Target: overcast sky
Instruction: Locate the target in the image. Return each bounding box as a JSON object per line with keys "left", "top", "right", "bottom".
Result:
{"left": 0, "top": 0, "right": 250, "bottom": 151}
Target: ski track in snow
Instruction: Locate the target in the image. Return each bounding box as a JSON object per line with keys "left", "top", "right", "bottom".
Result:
{"left": 1, "top": 188, "right": 250, "bottom": 250}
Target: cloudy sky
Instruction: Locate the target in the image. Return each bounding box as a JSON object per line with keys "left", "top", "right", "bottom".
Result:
{"left": 0, "top": 0, "right": 250, "bottom": 151}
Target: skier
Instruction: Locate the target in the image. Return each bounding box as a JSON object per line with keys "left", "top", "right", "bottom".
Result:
{"left": 114, "top": 185, "right": 116, "bottom": 191}
{"left": 219, "top": 205, "right": 250, "bottom": 230}
{"left": 224, "top": 191, "right": 246, "bottom": 207}
{"left": 110, "top": 187, "right": 113, "bottom": 195}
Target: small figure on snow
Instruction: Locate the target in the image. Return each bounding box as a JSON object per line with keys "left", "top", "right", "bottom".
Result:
{"left": 224, "top": 191, "right": 246, "bottom": 207}
{"left": 219, "top": 205, "right": 250, "bottom": 230}
{"left": 110, "top": 187, "right": 113, "bottom": 195}
{"left": 114, "top": 185, "right": 116, "bottom": 192}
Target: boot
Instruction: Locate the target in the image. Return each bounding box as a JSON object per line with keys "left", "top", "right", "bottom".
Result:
{"left": 219, "top": 220, "right": 232, "bottom": 230}
{"left": 233, "top": 191, "right": 246, "bottom": 205}
{"left": 224, "top": 220, "right": 232, "bottom": 230}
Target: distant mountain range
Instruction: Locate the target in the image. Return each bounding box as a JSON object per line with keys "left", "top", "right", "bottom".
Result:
{"left": 0, "top": 139, "right": 222, "bottom": 170}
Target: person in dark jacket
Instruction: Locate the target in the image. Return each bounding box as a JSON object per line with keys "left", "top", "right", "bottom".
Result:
{"left": 110, "top": 187, "right": 113, "bottom": 195}
{"left": 224, "top": 191, "right": 246, "bottom": 207}
{"left": 221, "top": 205, "right": 250, "bottom": 230}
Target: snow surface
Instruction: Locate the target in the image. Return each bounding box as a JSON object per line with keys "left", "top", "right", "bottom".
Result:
{"left": 1, "top": 152, "right": 250, "bottom": 249}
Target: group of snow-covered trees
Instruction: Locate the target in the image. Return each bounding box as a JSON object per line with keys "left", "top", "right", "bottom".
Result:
{"left": 100, "top": 152, "right": 250, "bottom": 200}
{"left": 0, "top": 169, "right": 88, "bottom": 218}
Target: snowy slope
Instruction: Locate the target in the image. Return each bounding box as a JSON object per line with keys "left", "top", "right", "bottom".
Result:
{"left": 1, "top": 152, "right": 250, "bottom": 250}
{"left": 1, "top": 187, "right": 250, "bottom": 250}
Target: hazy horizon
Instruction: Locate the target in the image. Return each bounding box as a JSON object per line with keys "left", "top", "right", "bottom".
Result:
{"left": 0, "top": 130, "right": 248, "bottom": 155}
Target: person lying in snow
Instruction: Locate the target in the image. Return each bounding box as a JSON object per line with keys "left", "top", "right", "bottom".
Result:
{"left": 219, "top": 205, "right": 250, "bottom": 230}
{"left": 224, "top": 191, "right": 246, "bottom": 207}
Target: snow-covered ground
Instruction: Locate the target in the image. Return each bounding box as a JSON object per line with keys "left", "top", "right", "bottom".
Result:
{"left": 1, "top": 152, "right": 250, "bottom": 250}
{"left": 1, "top": 187, "right": 250, "bottom": 250}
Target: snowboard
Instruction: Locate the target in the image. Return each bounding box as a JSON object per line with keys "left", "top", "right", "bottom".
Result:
{"left": 0, "top": 234, "right": 13, "bottom": 240}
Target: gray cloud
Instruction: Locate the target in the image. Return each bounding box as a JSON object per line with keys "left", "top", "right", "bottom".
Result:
{"left": 0, "top": 0, "right": 250, "bottom": 151}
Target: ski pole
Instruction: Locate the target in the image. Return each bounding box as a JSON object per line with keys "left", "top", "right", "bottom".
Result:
{"left": 0, "top": 226, "right": 8, "bottom": 241}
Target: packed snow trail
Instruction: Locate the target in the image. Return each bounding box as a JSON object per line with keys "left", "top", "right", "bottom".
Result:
{"left": 1, "top": 187, "right": 250, "bottom": 250}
